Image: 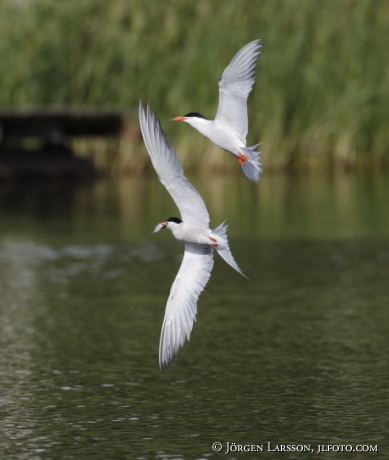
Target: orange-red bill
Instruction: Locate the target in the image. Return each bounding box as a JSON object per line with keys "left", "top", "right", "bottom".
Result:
{"left": 171, "top": 116, "right": 186, "bottom": 121}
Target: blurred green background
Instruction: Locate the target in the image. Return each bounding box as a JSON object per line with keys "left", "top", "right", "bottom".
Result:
{"left": 1, "top": 0, "right": 388, "bottom": 174}
{"left": 1, "top": 4, "right": 388, "bottom": 456}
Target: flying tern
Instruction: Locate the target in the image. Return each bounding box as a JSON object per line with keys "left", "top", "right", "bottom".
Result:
{"left": 139, "top": 101, "right": 247, "bottom": 370}
{"left": 171, "top": 39, "right": 263, "bottom": 183}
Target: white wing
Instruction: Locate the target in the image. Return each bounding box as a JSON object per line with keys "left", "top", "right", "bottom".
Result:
{"left": 215, "top": 39, "right": 262, "bottom": 142}
{"left": 139, "top": 101, "right": 210, "bottom": 228}
{"left": 159, "top": 244, "right": 214, "bottom": 370}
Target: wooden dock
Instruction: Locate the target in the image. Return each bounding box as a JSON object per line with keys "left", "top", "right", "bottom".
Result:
{"left": 0, "top": 108, "right": 122, "bottom": 180}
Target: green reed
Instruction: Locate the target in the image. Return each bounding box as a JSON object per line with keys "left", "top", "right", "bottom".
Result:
{"left": 1, "top": 0, "right": 388, "bottom": 173}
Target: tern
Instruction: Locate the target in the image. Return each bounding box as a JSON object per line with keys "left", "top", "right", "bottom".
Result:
{"left": 139, "top": 101, "right": 247, "bottom": 370}
{"left": 171, "top": 39, "right": 263, "bottom": 183}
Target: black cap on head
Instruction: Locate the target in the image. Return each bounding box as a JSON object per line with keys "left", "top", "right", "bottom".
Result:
{"left": 166, "top": 217, "right": 183, "bottom": 224}
{"left": 184, "top": 112, "right": 208, "bottom": 120}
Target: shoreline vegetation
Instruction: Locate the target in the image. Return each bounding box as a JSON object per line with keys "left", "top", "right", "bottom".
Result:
{"left": 1, "top": 0, "right": 388, "bottom": 175}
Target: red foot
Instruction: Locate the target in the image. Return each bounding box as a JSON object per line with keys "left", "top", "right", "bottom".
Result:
{"left": 209, "top": 237, "right": 217, "bottom": 248}
{"left": 238, "top": 153, "right": 248, "bottom": 165}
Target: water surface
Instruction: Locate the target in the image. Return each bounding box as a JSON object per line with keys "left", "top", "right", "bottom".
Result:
{"left": 0, "top": 174, "right": 388, "bottom": 459}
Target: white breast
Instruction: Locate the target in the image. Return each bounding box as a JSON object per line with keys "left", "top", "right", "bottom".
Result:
{"left": 207, "top": 121, "right": 244, "bottom": 155}
{"left": 171, "top": 222, "right": 212, "bottom": 245}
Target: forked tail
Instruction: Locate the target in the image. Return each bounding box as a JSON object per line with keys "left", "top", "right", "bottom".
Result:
{"left": 212, "top": 221, "right": 248, "bottom": 279}
{"left": 241, "top": 143, "right": 262, "bottom": 183}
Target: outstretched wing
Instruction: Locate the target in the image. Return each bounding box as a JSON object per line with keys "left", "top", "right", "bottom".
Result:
{"left": 215, "top": 39, "right": 262, "bottom": 142}
{"left": 139, "top": 101, "right": 210, "bottom": 228}
{"left": 159, "top": 244, "right": 214, "bottom": 370}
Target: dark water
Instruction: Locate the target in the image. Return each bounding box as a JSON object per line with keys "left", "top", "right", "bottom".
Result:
{"left": 0, "top": 174, "right": 388, "bottom": 459}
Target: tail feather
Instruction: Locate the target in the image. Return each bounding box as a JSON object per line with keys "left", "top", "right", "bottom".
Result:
{"left": 212, "top": 221, "right": 249, "bottom": 279}
{"left": 212, "top": 220, "right": 228, "bottom": 239}
{"left": 241, "top": 144, "right": 262, "bottom": 183}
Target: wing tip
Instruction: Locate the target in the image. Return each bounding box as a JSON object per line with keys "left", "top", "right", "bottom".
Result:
{"left": 139, "top": 99, "right": 177, "bottom": 162}
{"left": 158, "top": 341, "right": 180, "bottom": 372}
{"left": 249, "top": 38, "right": 263, "bottom": 51}
{"left": 158, "top": 317, "right": 183, "bottom": 372}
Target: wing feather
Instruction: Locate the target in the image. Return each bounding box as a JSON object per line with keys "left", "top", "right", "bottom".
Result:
{"left": 215, "top": 39, "right": 262, "bottom": 141}
{"left": 159, "top": 244, "right": 214, "bottom": 370}
{"left": 139, "top": 101, "right": 210, "bottom": 228}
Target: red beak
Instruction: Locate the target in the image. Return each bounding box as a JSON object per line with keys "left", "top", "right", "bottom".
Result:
{"left": 171, "top": 116, "right": 186, "bottom": 122}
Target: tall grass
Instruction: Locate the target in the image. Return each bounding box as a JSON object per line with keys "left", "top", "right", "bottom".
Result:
{"left": 1, "top": 0, "right": 388, "bottom": 173}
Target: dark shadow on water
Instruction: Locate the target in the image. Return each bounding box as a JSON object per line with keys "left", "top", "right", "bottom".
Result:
{"left": 0, "top": 180, "right": 86, "bottom": 218}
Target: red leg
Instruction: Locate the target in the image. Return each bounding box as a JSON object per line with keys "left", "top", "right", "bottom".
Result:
{"left": 238, "top": 153, "right": 248, "bottom": 165}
